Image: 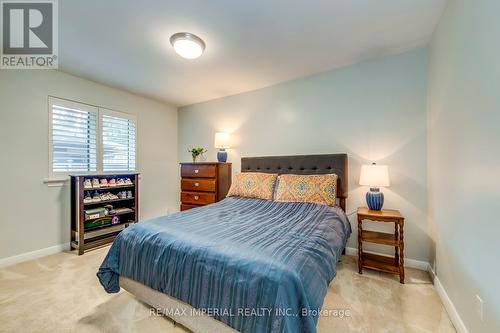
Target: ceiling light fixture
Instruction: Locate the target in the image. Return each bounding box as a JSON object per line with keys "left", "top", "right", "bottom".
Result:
{"left": 170, "top": 32, "right": 206, "bottom": 60}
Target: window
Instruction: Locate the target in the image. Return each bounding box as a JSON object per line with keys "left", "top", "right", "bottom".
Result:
{"left": 101, "top": 110, "right": 136, "bottom": 172}
{"left": 49, "top": 98, "right": 98, "bottom": 173}
{"left": 49, "top": 97, "right": 137, "bottom": 176}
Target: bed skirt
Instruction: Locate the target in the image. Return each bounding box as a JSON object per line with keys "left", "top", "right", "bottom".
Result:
{"left": 120, "top": 277, "right": 238, "bottom": 333}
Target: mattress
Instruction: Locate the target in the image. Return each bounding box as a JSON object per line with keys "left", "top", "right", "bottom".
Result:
{"left": 97, "top": 197, "right": 351, "bottom": 333}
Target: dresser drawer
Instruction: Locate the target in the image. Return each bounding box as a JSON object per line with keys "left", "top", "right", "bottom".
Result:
{"left": 180, "top": 204, "right": 201, "bottom": 211}
{"left": 181, "top": 192, "right": 216, "bottom": 205}
{"left": 181, "top": 179, "right": 216, "bottom": 192}
{"left": 181, "top": 164, "right": 216, "bottom": 178}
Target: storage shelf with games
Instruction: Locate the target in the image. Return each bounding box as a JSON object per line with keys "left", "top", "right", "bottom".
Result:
{"left": 70, "top": 173, "right": 139, "bottom": 255}
{"left": 84, "top": 197, "right": 135, "bottom": 206}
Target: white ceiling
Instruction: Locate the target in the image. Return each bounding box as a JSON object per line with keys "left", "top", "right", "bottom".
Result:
{"left": 59, "top": 0, "right": 447, "bottom": 107}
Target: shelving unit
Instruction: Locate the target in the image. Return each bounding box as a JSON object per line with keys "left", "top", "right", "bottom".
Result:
{"left": 70, "top": 173, "right": 139, "bottom": 255}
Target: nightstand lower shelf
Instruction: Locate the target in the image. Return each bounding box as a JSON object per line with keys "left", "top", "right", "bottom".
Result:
{"left": 361, "top": 252, "right": 400, "bottom": 274}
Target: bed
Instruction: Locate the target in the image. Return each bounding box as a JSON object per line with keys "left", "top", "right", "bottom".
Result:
{"left": 97, "top": 154, "right": 350, "bottom": 333}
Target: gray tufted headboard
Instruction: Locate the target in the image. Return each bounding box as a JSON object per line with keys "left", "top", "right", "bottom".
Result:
{"left": 241, "top": 154, "right": 348, "bottom": 211}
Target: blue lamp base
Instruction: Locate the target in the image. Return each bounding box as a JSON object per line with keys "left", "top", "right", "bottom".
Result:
{"left": 217, "top": 149, "right": 227, "bottom": 162}
{"left": 366, "top": 187, "right": 384, "bottom": 210}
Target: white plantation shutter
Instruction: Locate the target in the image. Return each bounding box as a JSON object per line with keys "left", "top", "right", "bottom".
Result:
{"left": 101, "top": 110, "right": 136, "bottom": 171}
{"left": 48, "top": 98, "right": 137, "bottom": 176}
{"left": 50, "top": 98, "right": 98, "bottom": 173}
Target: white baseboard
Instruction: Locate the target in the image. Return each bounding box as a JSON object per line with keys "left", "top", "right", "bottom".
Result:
{"left": 344, "top": 247, "right": 428, "bottom": 270}
{"left": 0, "top": 243, "right": 70, "bottom": 269}
{"left": 428, "top": 266, "right": 469, "bottom": 333}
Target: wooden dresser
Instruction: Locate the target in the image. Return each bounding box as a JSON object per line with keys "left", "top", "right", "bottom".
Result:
{"left": 180, "top": 162, "right": 232, "bottom": 211}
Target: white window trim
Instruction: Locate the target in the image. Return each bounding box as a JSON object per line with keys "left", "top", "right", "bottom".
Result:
{"left": 47, "top": 96, "right": 138, "bottom": 184}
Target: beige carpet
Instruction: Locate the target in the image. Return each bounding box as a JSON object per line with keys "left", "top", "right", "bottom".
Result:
{"left": 0, "top": 247, "right": 455, "bottom": 333}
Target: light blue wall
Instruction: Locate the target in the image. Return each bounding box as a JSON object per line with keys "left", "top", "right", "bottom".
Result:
{"left": 179, "top": 49, "right": 430, "bottom": 262}
{"left": 427, "top": 0, "right": 500, "bottom": 331}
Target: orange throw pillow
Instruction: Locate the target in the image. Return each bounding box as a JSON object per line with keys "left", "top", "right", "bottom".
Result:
{"left": 227, "top": 172, "right": 278, "bottom": 200}
{"left": 274, "top": 174, "right": 338, "bottom": 206}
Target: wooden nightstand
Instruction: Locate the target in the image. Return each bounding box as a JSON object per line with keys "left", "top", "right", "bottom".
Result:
{"left": 357, "top": 207, "right": 405, "bottom": 283}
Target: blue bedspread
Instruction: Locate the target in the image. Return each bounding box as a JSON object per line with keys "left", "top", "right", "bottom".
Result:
{"left": 97, "top": 197, "right": 351, "bottom": 333}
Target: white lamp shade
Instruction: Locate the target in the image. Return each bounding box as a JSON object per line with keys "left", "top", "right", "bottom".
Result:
{"left": 359, "top": 164, "right": 390, "bottom": 187}
{"left": 214, "top": 132, "right": 230, "bottom": 149}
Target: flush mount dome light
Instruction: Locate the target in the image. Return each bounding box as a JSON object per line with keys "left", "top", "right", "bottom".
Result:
{"left": 170, "top": 32, "right": 206, "bottom": 59}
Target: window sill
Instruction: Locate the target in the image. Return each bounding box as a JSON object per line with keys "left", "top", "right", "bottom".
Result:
{"left": 43, "top": 178, "right": 69, "bottom": 187}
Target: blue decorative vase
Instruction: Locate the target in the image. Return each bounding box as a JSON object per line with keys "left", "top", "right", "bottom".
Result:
{"left": 366, "top": 187, "right": 384, "bottom": 210}
{"left": 217, "top": 149, "right": 227, "bottom": 162}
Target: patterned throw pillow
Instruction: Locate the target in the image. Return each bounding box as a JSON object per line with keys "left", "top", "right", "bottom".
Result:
{"left": 227, "top": 172, "right": 278, "bottom": 200}
{"left": 274, "top": 174, "right": 338, "bottom": 206}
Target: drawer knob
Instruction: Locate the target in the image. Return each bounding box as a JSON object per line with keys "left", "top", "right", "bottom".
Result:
{"left": 194, "top": 195, "right": 199, "bottom": 200}
{"left": 194, "top": 169, "right": 199, "bottom": 173}
{"left": 194, "top": 182, "right": 199, "bottom": 187}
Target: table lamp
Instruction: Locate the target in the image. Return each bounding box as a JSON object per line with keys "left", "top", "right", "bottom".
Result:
{"left": 359, "top": 163, "right": 390, "bottom": 210}
{"left": 214, "top": 132, "right": 230, "bottom": 162}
